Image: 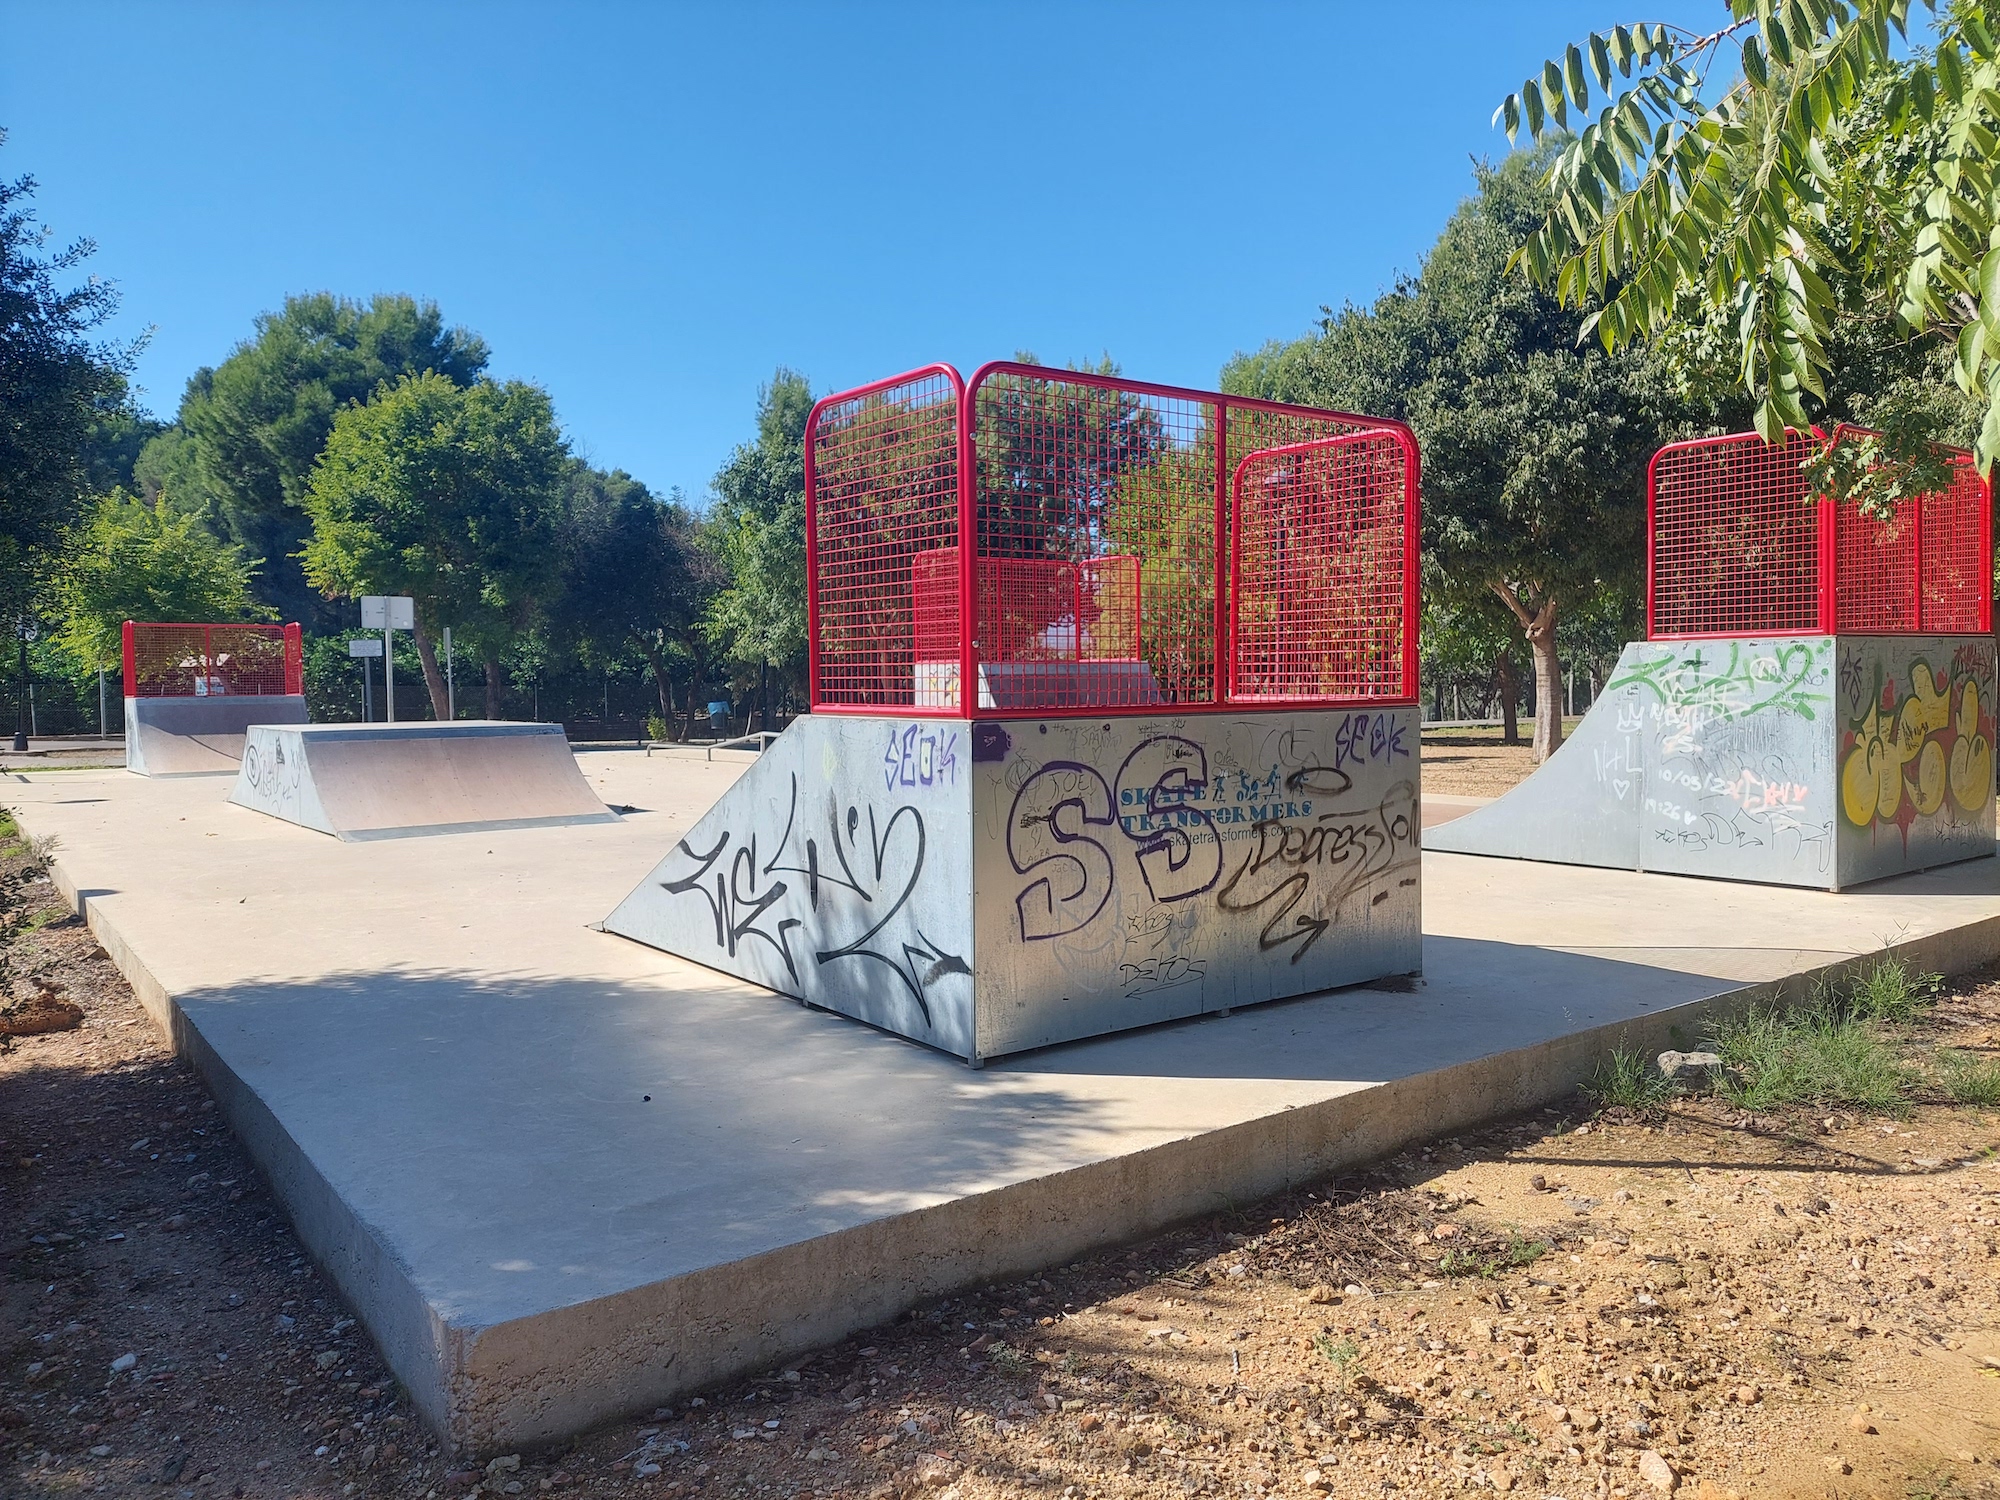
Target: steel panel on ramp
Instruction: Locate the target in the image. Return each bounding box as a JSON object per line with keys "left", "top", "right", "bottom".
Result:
{"left": 229, "top": 721, "right": 617, "bottom": 841}
{"left": 126, "top": 694, "right": 309, "bottom": 777}
{"left": 603, "top": 709, "right": 1422, "bottom": 1063}
{"left": 1425, "top": 634, "right": 1996, "bottom": 890}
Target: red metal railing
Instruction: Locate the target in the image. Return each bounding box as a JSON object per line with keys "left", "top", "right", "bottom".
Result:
{"left": 1229, "top": 430, "right": 1418, "bottom": 703}
{"left": 1647, "top": 429, "right": 1993, "bottom": 639}
{"left": 804, "top": 361, "right": 1420, "bottom": 717}
{"left": 122, "top": 621, "right": 303, "bottom": 698}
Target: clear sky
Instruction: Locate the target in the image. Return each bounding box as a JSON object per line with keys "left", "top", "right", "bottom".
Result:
{"left": 3, "top": 2, "right": 1718, "bottom": 502}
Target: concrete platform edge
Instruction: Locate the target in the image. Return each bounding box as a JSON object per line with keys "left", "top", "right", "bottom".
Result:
{"left": 35, "top": 823, "right": 2000, "bottom": 1453}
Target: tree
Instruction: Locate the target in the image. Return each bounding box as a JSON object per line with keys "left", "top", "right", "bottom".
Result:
{"left": 706, "top": 370, "right": 813, "bottom": 730}
{"left": 1495, "top": 3, "right": 2000, "bottom": 492}
{"left": 56, "top": 490, "right": 268, "bottom": 671}
{"left": 1224, "top": 152, "right": 1689, "bottom": 761}
{"left": 145, "top": 293, "right": 488, "bottom": 623}
{"left": 0, "top": 131, "right": 136, "bottom": 747}
{"left": 553, "top": 467, "right": 721, "bottom": 736}
{"left": 302, "top": 373, "right": 569, "bottom": 719}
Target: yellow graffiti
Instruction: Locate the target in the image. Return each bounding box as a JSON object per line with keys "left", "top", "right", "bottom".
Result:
{"left": 1950, "top": 679, "right": 1993, "bottom": 814}
{"left": 1840, "top": 663, "right": 1991, "bottom": 827}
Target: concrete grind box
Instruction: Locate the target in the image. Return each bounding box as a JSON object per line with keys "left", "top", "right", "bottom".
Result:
{"left": 603, "top": 708, "right": 1421, "bottom": 1061}
{"left": 607, "top": 360, "right": 1428, "bottom": 1060}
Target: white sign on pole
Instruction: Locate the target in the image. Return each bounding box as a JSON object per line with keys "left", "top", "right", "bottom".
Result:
{"left": 359, "top": 596, "right": 414, "bottom": 630}
{"left": 347, "top": 638, "right": 384, "bottom": 658}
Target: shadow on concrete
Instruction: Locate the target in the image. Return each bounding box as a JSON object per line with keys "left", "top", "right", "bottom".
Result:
{"left": 170, "top": 965, "right": 1124, "bottom": 1327}
{"left": 1006, "top": 934, "right": 1744, "bottom": 1084}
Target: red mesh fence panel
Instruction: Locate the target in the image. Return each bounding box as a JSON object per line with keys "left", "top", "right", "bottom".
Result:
{"left": 1834, "top": 494, "right": 1917, "bottom": 632}
{"left": 1647, "top": 431, "right": 1821, "bottom": 637}
{"left": 807, "top": 361, "right": 1417, "bottom": 714}
{"left": 1230, "top": 431, "right": 1414, "bottom": 702}
{"left": 1921, "top": 456, "right": 1991, "bottom": 632}
{"left": 806, "top": 367, "right": 963, "bottom": 711}
{"left": 123, "top": 623, "right": 299, "bottom": 698}
{"left": 968, "top": 367, "right": 1215, "bottom": 708}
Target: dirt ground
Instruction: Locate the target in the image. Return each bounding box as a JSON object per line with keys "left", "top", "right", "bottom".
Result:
{"left": 5, "top": 813, "right": 1998, "bottom": 1500}
{"left": 1420, "top": 726, "right": 1571, "bottom": 799}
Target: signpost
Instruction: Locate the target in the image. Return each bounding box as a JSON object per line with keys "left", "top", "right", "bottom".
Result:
{"left": 443, "top": 626, "right": 455, "bottom": 721}
{"left": 349, "top": 637, "right": 383, "bottom": 722}
{"left": 359, "top": 597, "right": 414, "bottom": 722}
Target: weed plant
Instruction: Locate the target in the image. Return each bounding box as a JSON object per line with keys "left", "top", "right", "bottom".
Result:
{"left": 1932, "top": 1047, "right": 2000, "bottom": 1106}
{"left": 1583, "top": 1047, "right": 1679, "bottom": 1110}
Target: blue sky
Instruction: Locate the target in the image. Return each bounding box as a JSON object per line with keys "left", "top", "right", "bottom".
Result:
{"left": 4, "top": 3, "right": 1718, "bottom": 503}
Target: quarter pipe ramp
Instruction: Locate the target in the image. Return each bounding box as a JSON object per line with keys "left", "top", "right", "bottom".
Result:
{"left": 126, "top": 695, "right": 310, "bottom": 778}
{"left": 228, "top": 721, "right": 617, "bottom": 841}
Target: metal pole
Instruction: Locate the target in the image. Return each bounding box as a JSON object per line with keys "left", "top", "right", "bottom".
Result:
{"left": 28, "top": 682, "right": 36, "bottom": 738}
{"left": 444, "top": 627, "right": 455, "bottom": 720}
{"left": 13, "top": 633, "right": 27, "bottom": 752}
{"left": 384, "top": 627, "right": 395, "bottom": 723}
{"left": 98, "top": 668, "right": 106, "bottom": 738}
{"left": 362, "top": 655, "right": 373, "bottom": 722}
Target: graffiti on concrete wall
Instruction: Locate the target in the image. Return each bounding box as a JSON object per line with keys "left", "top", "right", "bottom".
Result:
{"left": 991, "top": 712, "right": 1419, "bottom": 998}
{"left": 1838, "top": 650, "right": 1994, "bottom": 835}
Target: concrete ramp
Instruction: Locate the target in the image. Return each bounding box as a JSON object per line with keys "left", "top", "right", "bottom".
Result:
{"left": 1427, "top": 634, "right": 1996, "bottom": 890}
{"left": 126, "top": 695, "right": 309, "bottom": 777}
{"left": 1422, "top": 651, "right": 1647, "bottom": 871}
{"left": 229, "top": 721, "right": 617, "bottom": 841}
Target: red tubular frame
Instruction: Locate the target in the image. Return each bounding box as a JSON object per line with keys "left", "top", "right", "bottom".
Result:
{"left": 1224, "top": 429, "right": 1421, "bottom": 704}
{"left": 1647, "top": 426, "right": 1992, "bottom": 641}
{"left": 805, "top": 361, "right": 1421, "bottom": 718}
{"left": 121, "top": 621, "right": 303, "bottom": 698}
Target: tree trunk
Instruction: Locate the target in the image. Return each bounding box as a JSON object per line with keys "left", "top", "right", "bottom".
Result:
{"left": 483, "top": 649, "right": 502, "bottom": 720}
{"left": 1493, "top": 651, "right": 1521, "bottom": 745}
{"left": 411, "top": 618, "right": 450, "bottom": 721}
{"left": 640, "top": 642, "right": 677, "bottom": 738}
{"left": 1524, "top": 601, "right": 1563, "bottom": 761}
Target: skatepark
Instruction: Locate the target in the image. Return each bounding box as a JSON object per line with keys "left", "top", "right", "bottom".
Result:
{"left": 10, "top": 371, "right": 2000, "bottom": 1455}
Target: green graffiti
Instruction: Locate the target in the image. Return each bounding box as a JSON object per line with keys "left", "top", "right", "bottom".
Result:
{"left": 1606, "top": 638, "right": 1831, "bottom": 723}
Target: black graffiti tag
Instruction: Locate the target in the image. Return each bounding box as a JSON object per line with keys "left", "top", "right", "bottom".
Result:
{"left": 1008, "top": 760, "right": 1117, "bottom": 941}
{"left": 1215, "top": 782, "right": 1417, "bottom": 963}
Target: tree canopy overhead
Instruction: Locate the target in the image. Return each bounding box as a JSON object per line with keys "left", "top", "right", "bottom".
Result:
{"left": 1225, "top": 151, "right": 1683, "bottom": 759}
{"left": 143, "top": 292, "right": 488, "bottom": 623}
{"left": 1496, "top": 1, "right": 2000, "bottom": 495}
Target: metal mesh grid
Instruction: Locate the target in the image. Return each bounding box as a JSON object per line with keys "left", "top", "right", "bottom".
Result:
{"left": 121, "top": 622, "right": 302, "bottom": 698}
{"left": 969, "top": 368, "right": 1215, "bottom": 707}
{"left": 1230, "top": 431, "right": 1414, "bottom": 702}
{"left": 1649, "top": 427, "right": 1992, "bottom": 638}
{"left": 806, "top": 367, "right": 963, "bottom": 711}
{"left": 807, "top": 361, "right": 1418, "bottom": 715}
{"left": 1648, "top": 430, "right": 1821, "bottom": 638}
{"left": 1920, "top": 455, "right": 1991, "bottom": 632}
{"left": 1834, "top": 493, "right": 1917, "bottom": 633}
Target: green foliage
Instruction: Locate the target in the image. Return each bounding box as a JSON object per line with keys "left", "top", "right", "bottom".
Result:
{"left": 1227, "top": 151, "right": 1693, "bottom": 757}
{"left": 1706, "top": 997, "right": 1915, "bottom": 1114}
{"left": 1844, "top": 954, "right": 1944, "bottom": 1024}
{"left": 1932, "top": 1047, "right": 2000, "bottom": 1104}
{"left": 705, "top": 371, "right": 813, "bottom": 709}
{"left": 0, "top": 133, "right": 135, "bottom": 621}
{"left": 149, "top": 292, "right": 488, "bottom": 622}
{"left": 1498, "top": 3, "right": 2000, "bottom": 483}
{"left": 303, "top": 372, "right": 569, "bottom": 717}
{"left": 54, "top": 490, "right": 269, "bottom": 671}
{"left": 1313, "top": 1333, "right": 1364, "bottom": 1388}
{"left": 1439, "top": 1231, "right": 1551, "bottom": 1279}
{"left": 1583, "top": 1046, "right": 1681, "bottom": 1110}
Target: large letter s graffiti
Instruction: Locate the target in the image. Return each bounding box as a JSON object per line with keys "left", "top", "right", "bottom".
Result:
{"left": 1008, "top": 761, "right": 1116, "bottom": 940}
{"left": 1115, "top": 735, "right": 1221, "bottom": 902}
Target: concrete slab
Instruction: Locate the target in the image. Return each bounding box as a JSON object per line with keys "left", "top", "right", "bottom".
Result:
{"left": 10, "top": 751, "right": 2000, "bottom": 1455}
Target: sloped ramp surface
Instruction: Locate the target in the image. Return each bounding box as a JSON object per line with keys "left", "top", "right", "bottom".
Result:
{"left": 1423, "top": 645, "right": 1647, "bottom": 870}
{"left": 126, "top": 695, "right": 309, "bottom": 778}
{"left": 229, "top": 721, "right": 617, "bottom": 841}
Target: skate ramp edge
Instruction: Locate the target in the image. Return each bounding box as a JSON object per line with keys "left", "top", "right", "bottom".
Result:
{"left": 126, "top": 695, "right": 310, "bottom": 778}
{"left": 1422, "top": 658, "right": 1644, "bottom": 870}
{"left": 229, "top": 721, "right": 617, "bottom": 840}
